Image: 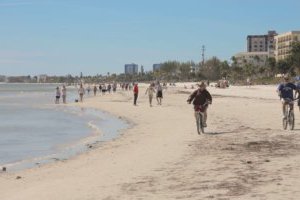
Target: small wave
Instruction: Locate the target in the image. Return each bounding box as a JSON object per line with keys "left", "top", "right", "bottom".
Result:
{"left": 87, "top": 121, "right": 102, "bottom": 136}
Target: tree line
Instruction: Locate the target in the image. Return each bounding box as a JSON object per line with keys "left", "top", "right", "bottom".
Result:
{"left": 3, "top": 42, "right": 300, "bottom": 84}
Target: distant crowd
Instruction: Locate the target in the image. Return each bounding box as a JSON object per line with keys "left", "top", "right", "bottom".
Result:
{"left": 54, "top": 81, "right": 169, "bottom": 106}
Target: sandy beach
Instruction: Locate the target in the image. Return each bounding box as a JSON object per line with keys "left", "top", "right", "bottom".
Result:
{"left": 1, "top": 84, "right": 300, "bottom": 200}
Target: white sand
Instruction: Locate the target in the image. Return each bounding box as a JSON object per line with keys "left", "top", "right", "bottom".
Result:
{"left": 1, "top": 84, "right": 300, "bottom": 200}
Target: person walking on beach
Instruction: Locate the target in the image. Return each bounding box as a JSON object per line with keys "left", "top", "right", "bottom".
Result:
{"left": 93, "top": 85, "right": 97, "bottom": 96}
{"left": 133, "top": 83, "right": 139, "bottom": 106}
{"left": 102, "top": 84, "right": 106, "bottom": 95}
{"left": 113, "top": 83, "right": 117, "bottom": 93}
{"left": 87, "top": 85, "right": 91, "bottom": 95}
{"left": 246, "top": 77, "right": 252, "bottom": 87}
{"left": 107, "top": 84, "right": 112, "bottom": 93}
{"left": 78, "top": 84, "right": 85, "bottom": 102}
{"left": 55, "top": 87, "right": 61, "bottom": 104}
{"left": 187, "top": 82, "right": 212, "bottom": 127}
{"left": 156, "top": 82, "right": 163, "bottom": 105}
{"left": 99, "top": 84, "right": 102, "bottom": 93}
{"left": 62, "top": 85, "right": 67, "bottom": 104}
{"left": 145, "top": 83, "right": 156, "bottom": 107}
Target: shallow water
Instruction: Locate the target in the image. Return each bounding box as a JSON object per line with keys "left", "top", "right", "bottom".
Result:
{"left": 0, "top": 83, "right": 128, "bottom": 171}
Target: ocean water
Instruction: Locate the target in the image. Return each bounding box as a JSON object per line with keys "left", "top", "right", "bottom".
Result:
{"left": 0, "top": 83, "right": 128, "bottom": 171}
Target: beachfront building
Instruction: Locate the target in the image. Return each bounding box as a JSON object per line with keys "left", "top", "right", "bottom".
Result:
{"left": 124, "top": 63, "right": 138, "bottom": 75}
{"left": 153, "top": 64, "right": 162, "bottom": 71}
{"left": 274, "top": 31, "right": 300, "bottom": 61}
{"left": 37, "top": 74, "right": 47, "bottom": 83}
{"left": 234, "top": 52, "right": 269, "bottom": 67}
{"left": 0, "top": 75, "right": 6, "bottom": 82}
{"left": 247, "top": 30, "right": 277, "bottom": 57}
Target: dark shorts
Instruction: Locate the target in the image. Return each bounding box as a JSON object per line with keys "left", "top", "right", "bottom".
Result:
{"left": 56, "top": 96, "right": 60, "bottom": 99}
{"left": 157, "top": 91, "right": 163, "bottom": 98}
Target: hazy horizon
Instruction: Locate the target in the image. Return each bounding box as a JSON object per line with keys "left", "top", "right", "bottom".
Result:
{"left": 1, "top": 0, "right": 300, "bottom": 76}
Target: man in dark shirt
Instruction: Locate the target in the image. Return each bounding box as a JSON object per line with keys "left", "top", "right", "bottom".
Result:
{"left": 187, "top": 82, "right": 212, "bottom": 127}
{"left": 277, "top": 75, "right": 298, "bottom": 117}
{"left": 133, "top": 83, "right": 139, "bottom": 106}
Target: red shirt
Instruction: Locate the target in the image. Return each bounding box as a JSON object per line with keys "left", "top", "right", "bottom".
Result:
{"left": 133, "top": 85, "right": 138, "bottom": 94}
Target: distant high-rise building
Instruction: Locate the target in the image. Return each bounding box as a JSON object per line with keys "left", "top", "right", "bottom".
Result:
{"left": 141, "top": 65, "right": 144, "bottom": 74}
{"left": 275, "top": 31, "right": 300, "bottom": 61}
{"left": 124, "top": 63, "right": 138, "bottom": 74}
{"left": 247, "top": 30, "right": 277, "bottom": 57}
{"left": 153, "top": 64, "right": 162, "bottom": 71}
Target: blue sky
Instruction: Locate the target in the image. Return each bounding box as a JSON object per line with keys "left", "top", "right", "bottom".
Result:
{"left": 0, "top": 0, "right": 300, "bottom": 76}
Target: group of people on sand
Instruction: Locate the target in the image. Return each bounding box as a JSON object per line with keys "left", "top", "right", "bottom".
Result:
{"left": 123, "top": 81, "right": 164, "bottom": 107}
{"left": 55, "top": 82, "right": 120, "bottom": 104}
{"left": 216, "top": 78, "right": 229, "bottom": 88}
{"left": 144, "top": 82, "right": 163, "bottom": 107}
{"left": 55, "top": 85, "right": 67, "bottom": 104}
{"left": 56, "top": 83, "right": 86, "bottom": 104}
{"left": 185, "top": 74, "right": 300, "bottom": 135}
{"left": 88, "top": 83, "right": 118, "bottom": 96}
{"left": 54, "top": 75, "right": 300, "bottom": 136}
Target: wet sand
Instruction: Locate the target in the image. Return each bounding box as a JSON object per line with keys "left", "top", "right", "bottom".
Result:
{"left": 0, "top": 84, "right": 300, "bottom": 200}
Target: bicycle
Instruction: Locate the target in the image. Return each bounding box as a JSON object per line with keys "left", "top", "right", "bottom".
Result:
{"left": 282, "top": 98, "right": 295, "bottom": 130}
{"left": 194, "top": 102, "right": 209, "bottom": 134}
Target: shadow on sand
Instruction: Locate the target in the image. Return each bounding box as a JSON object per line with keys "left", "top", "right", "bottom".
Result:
{"left": 203, "top": 131, "right": 233, "bottom": 135}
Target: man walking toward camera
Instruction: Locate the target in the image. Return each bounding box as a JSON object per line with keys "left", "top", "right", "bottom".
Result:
{"left": 133, "top": 83, "right": 139, "bottom": 106}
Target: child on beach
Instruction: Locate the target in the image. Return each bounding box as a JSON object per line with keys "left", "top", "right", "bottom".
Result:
{"left": 55, "top": 87, "right": 61, "bottom": 104}
{"left": 145, "top": 83, "right": 156, "bottom": 107}
{"left": 62, "top": 85, "right": 67, "bottom": 104}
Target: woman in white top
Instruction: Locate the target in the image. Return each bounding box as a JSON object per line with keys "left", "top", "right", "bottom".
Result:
{"left": 145, "top": 83, "right": 156, "bottom": 107}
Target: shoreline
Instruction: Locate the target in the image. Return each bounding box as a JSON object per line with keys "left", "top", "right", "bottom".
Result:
{"left": 1, "top": 84, "right": 300, "bottom": 199}
{"left": 0, "top": 104, "right": 129, "bottom": 173}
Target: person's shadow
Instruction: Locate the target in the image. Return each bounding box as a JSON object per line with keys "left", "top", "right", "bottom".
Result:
{"left": 204, "top": 131, "right": 233, "bottom": 135}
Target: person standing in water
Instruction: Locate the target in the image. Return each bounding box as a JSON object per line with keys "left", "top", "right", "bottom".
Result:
{"left": 78, "top": 84, "right": 85, "bottom": 102}
{"left": 62, "top": 85, "right": 67, "bottom": 104}
{"left": 145, "top": 83, "right": 156, "bottom": 107}
{"left": 133, "top": 83, "right": 139, "bottom": 106}
{"left": 156, "top": 82, "right": 163, "bottom": 105}
{"left": 55, "top": 86, "right": 61, "bottom": 104}
{"left": 93, "top": 85, "right": 97, "bottom": 96}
